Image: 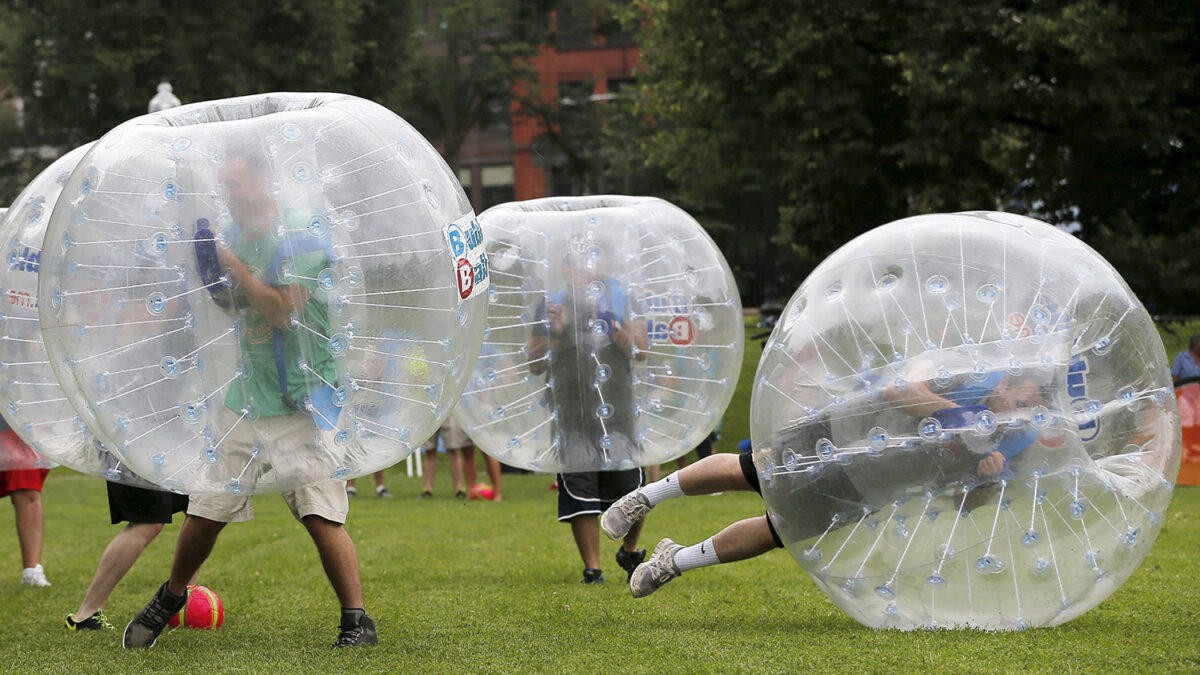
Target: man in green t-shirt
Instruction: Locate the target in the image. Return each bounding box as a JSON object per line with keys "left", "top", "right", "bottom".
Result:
{"left": 124, "top": 153, "right": 376, "bottom": 650}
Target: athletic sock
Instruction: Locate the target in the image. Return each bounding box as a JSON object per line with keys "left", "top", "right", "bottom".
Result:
{"left": 674, "top": 537, "right": 721, "bottom": 572}
{"left": 641, "top": 472, "right": 685, "bottom": 505}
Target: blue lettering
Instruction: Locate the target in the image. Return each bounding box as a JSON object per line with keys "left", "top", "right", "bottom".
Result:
{"left": 1067, "top": 356, "right": 1087, "bottom": 399}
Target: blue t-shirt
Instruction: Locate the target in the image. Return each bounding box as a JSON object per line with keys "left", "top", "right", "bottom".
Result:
{"left": 1172, "top": 351, "right": 1200, "bottom": 382}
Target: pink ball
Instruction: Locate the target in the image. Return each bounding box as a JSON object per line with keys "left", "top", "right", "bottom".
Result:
{"left": 168, "top": 585, "right": 225, "bottom": 629}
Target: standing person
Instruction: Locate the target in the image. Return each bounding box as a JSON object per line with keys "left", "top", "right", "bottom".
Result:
{"left": 602, "top": 369, "right": 1049, "bottom": 598}
{"left": 528, "top": 242, "right": 649, "bottom": 584}
{"left": 417, "top": 421, "right": 469, "bottom": 499}
{"left": 1171, "top": 334, "right": 1200, "bottom": 385}
{"left": 347, "top": 471, "right": 392, "bottom": 498}
{"left": 66, "top": 482, "right": 189, "bottom": 630}
{"left": 0, "top": 424, "right": 50, "bottom": 587}
{"left": 122, "top": 151, "right": 376, "bottom": 649}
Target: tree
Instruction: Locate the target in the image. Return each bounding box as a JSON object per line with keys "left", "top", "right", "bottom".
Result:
{"left": 628, "top": 0, "right": 1200, "bottom": 312}
{"left": 395, "top": 0, "right": 555, "bottom": 173}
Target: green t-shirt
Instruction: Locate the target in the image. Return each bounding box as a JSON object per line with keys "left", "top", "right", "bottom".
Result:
{"left": 223, "top": 211, "right": 338, "bottom": 418}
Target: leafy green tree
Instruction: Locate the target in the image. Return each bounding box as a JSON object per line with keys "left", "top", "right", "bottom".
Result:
{"left": 395, "top": 0, "right": 554, "bottom": 172}
{"left": 629, "top": 0, "right": 1200, "bottom": 311}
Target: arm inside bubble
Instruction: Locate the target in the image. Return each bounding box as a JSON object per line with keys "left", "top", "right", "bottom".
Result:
{"left": 217, "top": 246, "right": 311, "bottom": 330}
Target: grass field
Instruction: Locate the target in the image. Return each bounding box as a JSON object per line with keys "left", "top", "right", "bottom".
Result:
{"left": 1, "top": 323, "right": 1199, "bottom": 673}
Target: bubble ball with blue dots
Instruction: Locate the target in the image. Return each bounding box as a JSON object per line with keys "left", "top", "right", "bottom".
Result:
{"left": 36, "top": 93, "right": 488, "bottom": 495}
{"left": 751, "top": 211, "right": 1180, "bottom": 630}
{"left": 0, "top": 144, "right": 93, "bottom": 474}
{"left": 455, "top": 196, "right": 743, "bottom": 473}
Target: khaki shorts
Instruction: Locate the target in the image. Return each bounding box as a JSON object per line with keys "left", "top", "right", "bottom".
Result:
{"left": 420, "top": 418, "right": 472, "bottom": 452}
{"left": 188, "top": 408, "right": 349, "bottom": 524}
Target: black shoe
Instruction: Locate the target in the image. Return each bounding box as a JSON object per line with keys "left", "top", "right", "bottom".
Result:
{"left": 454, "top": 490, "right": 467, "bottom": 499}
{"left": 346, "top": 486, "right": 357, "bottom": 498}
{"left": 615, "top": 547, "right": 647, "bottom": 582}
{"left": 123, "top": 581, "right": 186, "bottom": 648}
{"left": 580, "top": 568, "right": 605, "bottom": 584}
{"left": 66, "top": 611, "right": 112, "bottom": 631}
{"left": 417, "top": 490, "right": 433, "bottom": 500}
{"left": 333, "top": 610, "right": 378, "bottom": 648}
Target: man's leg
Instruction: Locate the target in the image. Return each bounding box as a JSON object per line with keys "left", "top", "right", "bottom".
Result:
{"left": 124, "top": 513, "right": 226, "bottom": 648}
{"left": 569, "top": 515, "right": 602, "bottom": 571}
{"left": 73, "top": 523, "right": 163, "bottom": 620}
{"left": 167, "top": 515, "right": 225, "bottom": 596}
{"left": 421, "top": 449, "right": 437, "bottom": 496}
{"left": 11, "top": 489, "right": 43, "bottom": 569}
{"left": 447, "top": 448, "right": 465, "bottom": 496}
{"left": 631, "top": 515, "right": 778, "bottom": 598}
{"left": 484, "top": 454, "right": 503, "bottom": 501}
{"left": 602, "top": 454, "right": 752, "bottom": 540}
{"left": 462, "top": 446, "right": 478, "bottom": 497}
{"left": 301, "top": 515, "right": 363, "bottom": 609}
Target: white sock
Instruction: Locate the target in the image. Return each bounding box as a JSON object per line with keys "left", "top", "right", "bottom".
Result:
{"left": 640, "top": 472, "right": 686, "bottom": 505}
{"left": 673, "top": 538, "right": 721, "bottom": 572}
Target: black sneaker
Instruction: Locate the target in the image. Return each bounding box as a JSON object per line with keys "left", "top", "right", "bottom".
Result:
{"left": 454, "top": 490, "right": 467, "bottom": 499}
{"left": 580, "top": 568, "right": 605, "bottom": 584}
{"left": 66, "top": 611, "right": 113, "bottom": 631}
{"left": 333, "top": 610, "right": 378, "bottom": 648}
{"left": 417, "top": 490, "right": 433, "bottom": 500}
{"left": 376, "top": 487, "right": 393, "bottom": 498}
{"left": 122, "top": 581, "right": 186, "bottom": 648}
{"left": 615, "top": 547, "right": 647, "bottom": 582}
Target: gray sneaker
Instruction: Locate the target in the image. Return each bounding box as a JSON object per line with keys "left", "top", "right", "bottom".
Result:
{"left": 123, "top": 581, "right": 186, "bottom": 648}
{"left": 630, "top": 538, "right": 683, "bottom": 598}
{"left": 601, "top": 489, "right": 652, "bottom": 540}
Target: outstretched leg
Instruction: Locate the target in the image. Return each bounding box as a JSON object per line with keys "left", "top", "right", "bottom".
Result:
{"left": 630, "top": 515, "right": 778, "bottom": 598}
{"left": 602, "top": 454, "right": 752, "bottom": 540}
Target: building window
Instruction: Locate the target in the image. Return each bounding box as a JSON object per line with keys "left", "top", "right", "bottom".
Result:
{"left": 480, "top": 165, "right": 515, "bottom": 209}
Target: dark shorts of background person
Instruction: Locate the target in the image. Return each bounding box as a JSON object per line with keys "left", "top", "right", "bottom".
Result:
{"left": 694, "top": 432, "right": 715, "bottom": 460}
{"left": 107, "top": 481, "right": 189, "bottom": 525}
{"left": 557, "top": 468, "right": 643, "bottom": 521}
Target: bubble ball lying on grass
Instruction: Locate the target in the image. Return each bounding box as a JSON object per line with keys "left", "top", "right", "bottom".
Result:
{"left": 37, "top": 93, "right": 488, "bottom": 495}
{"left": 456, "top": 196, "right": 742, "bottom": 473}
{"left": 751, "top": 211, "right": 1180, "bottom": 630}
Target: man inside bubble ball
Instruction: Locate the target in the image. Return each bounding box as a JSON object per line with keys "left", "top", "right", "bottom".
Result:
{"left": 601, "top": 365, "right": 1052, "bottom": 598}
{"left": 123, "top": 152, "right": 377, "bottom": 649}
{"left": 528, "top": 238, "right": 650, "bottom": 584}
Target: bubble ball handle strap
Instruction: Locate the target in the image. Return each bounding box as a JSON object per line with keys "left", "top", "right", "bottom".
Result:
{"left": 194, "top": 218, "right": 223, "bottom": 294}
{"left": 930, "top": 405, "right": 988, "bottom": 430}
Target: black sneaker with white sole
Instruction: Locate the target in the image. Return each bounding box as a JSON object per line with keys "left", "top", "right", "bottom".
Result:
{"left": 123, "top": 581, "right": 186, "bottom": 648}
{"left": 333, "top": 609, "right": 378, "bottom": 648}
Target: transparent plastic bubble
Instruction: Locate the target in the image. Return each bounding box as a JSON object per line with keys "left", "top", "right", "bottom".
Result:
{"left": 36, "top": 93, "right": 486, "bottom": 494}
{"left": 455, "top": 196, "right": 743, "bottom": 472}
{"left": 752, "top": 211, "right": 1180, "bottom": 630}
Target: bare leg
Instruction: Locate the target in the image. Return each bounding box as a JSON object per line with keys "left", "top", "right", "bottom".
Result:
{"left": 422, "top": 450, "right": 437, "bottom": 494}
{"left": 372, "top": 471, "right": 385, "bottom": 490}
{"left": 621, "top": 516, "right": 644, "bottom": 553}
{"left": 570, "top": 515, "right": 601, "bottom": 569}
{"left": 167, "top": 515, "right": 225, "bottom": 596}
{"left": 675, "top": 453, "right": 753, "bottom": 495}
{"left": 710, "top": 516, "right": 777, "bottom": 563}
{"left": 461, "top": 446, "right": 478, "bottom": 494}
{"left": 645, "top": 464, "right": 661, "bottom": 482}
{"left": 302, "top": 515, "right": 364, "bottom": 609}
{"left": 484, "top": 455, "right": 503, "bottom": 500}
{"left": 11, "top": 489, "right": 43, "bottom": 568}
{"left": 74, "top": 523, "right": 163, "bottom": 618}
{"left": 447, "top": 448, "right": 464, "bottom": 494}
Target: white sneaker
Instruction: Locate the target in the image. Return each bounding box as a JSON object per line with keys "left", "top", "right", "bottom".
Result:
{"left": 21, "top": 564, "right": 50, "bottom": 587}
{"left": 600, "top": 489, "right": 652, "bottom": 540}
{"left": 629, "top": 538, "right": 683, "bottom": 598}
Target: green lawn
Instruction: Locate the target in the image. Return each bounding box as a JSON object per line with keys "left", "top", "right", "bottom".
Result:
{"left": 1, "top": 323, "right": 1198, "bottom": 673}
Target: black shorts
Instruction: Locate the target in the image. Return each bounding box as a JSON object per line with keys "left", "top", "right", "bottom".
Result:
{"left": 107, "top": 481, "right": 189, "bottom": 525}
{"left": 556, "top": 469, "right": 643, "bottom": 521}
{"left": 739, "top": 451, "right": 785, "bottom": 549}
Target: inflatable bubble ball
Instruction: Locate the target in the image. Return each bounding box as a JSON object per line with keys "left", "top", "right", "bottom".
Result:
{"left": 751, "top": 211, "right": 1180, "bottom": 630}
{"left": 0, "top": 142, "right": 148, "bottom": 478}
{"left": 38, "top": 93, "right": 489, "bottom": 495}
{"left": 456, "top": 196, "right": 742, "bottom": 473}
